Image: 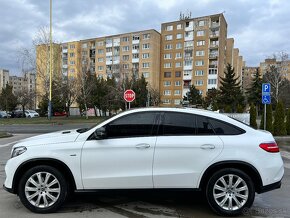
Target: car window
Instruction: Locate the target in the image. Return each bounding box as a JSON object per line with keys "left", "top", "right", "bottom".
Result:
{"left": 208, "top": 118, "right": 245, "bottom": 135}
{"left": 162, "top": 112, "right": 196, "bottom": 135}
{"left": 105, "top": 112, "right": 159, "bottom": 138}
{"left": 196, "top": 115, "right": 215, "bottom": 135}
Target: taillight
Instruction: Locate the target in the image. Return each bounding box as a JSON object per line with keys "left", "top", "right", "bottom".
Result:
{"left": 259, "top": 142, "right": 280, "bottom": 153}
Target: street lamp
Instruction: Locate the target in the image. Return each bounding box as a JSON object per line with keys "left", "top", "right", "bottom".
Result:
{"left": 48, "top": 0, "right": 53, "bottom": 119}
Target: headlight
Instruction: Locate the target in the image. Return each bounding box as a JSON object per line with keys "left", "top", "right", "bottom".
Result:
{"left": 11, "top": 146, "right": 27, "bottom": 158}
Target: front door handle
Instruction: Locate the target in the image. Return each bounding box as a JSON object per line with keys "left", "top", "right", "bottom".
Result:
{"left": 135, "top": 143, "right": 150, "bottom": 149}
{"left": 200, "top": 144, "right": 215, "bottom": 149}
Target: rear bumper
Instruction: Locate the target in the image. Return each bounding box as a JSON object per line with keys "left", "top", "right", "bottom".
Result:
{"left": 257, "top": 180, "right": 281, "bottom": 194}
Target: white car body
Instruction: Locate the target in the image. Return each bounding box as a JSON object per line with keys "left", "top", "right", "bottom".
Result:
{"left": 25, "top": 110, "right": 39, "bottom": 118}
{"left": 4, "top": 108, "right": 284, "bottom": 215}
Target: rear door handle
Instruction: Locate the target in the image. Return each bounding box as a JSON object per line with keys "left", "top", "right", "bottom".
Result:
{"left": 135, "top": 143, "right": 150, "bottom": 149}
{"left": 200, "top": 144, "right": 215, "bottom": 149}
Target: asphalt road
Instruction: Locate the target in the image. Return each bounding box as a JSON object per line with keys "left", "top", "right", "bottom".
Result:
{"left": 0, "top": 134, "right": 290, "bottom": 218}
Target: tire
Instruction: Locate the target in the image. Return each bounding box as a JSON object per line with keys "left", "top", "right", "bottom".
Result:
{"left": 18, "top": 165, "right": 68, "bottom": 213}
{"left": 206, "top": 168, "right": 255, "bottom": 216}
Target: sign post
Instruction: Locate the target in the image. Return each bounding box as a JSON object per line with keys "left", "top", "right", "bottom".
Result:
{"left": 262, "top": 83, "right": 271, "bottom": 130}
{"left": 124, "top": 89, "right": 135, "bottom": 109}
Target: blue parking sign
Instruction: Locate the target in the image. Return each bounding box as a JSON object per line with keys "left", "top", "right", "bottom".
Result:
{"left": 262, "top": 83, "right": 271, "bottom": 94}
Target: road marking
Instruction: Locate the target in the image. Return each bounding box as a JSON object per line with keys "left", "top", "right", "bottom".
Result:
{"left": 0, "top": 141, "right": 18, "bottom": 148}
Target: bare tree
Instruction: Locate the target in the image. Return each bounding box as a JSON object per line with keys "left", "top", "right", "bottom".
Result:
{"left": 148, "top": 87, "right": 161, "bottom": 106}
{"left": 16, "top": 88, "right": 35, "bottom": 116}
{"left": 263, "top": 52, "right": 289, "bottom": 103}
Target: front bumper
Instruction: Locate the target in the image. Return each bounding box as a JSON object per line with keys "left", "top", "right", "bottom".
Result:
{"left": 257, "top": 180, "right": 282, "bottom": 194}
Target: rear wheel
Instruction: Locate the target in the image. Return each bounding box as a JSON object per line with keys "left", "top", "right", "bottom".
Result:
{"left": 206, "top": 168, "right": 255, "bottom": 216}
{"left": 18, "top": 165, "right": 68, "bottom": 213}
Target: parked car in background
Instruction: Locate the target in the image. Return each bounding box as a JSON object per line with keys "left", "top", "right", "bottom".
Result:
{"left": 0, "top": 111, "right": 8, "bottom": 118}
{"left": 25, "top": 110, "right": 39, "bottom": 118}
{"left": 12, "top": 110, "right": 26, "bottom": 118}
{"left": 54, "top": 111, "right": 67, "bottom": 116}
{"left": 3, "top": 108, "right": 284, "bottom": 215}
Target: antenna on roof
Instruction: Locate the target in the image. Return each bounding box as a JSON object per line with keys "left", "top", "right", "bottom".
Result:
{"left": 179, "top": 11, "right": 192, "bottom": 20}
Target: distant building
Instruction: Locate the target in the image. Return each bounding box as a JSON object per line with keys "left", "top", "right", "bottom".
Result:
{"left": 260, "top": 58, "right": 290, "bottom": 80}
{"left": 0, "top": 69, "right": 10, "bottom": 91}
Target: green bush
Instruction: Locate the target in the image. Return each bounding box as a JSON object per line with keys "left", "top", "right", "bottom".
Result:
{"left": 249, "top": 104, "right": 257, "bottom": 129}
{"left": 286, "top": 109, "right": 290, "bottom": 135}
{"left": 273, "top": 101, "right": 287, "bottom": 136}
{"left": 237, "top": 104, "right": 244, "bottom": 113}
{"left": 260, "top": 104, "right": 273, "bottom": 132}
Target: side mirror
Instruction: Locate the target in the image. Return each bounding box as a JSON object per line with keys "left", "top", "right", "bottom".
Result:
{"left": 94, "top": 127, "right": 107, "bottom": 139}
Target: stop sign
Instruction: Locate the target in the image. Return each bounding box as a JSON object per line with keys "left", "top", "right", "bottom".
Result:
{"left": 124, "top": 89, "right": 135, "bottom": 102}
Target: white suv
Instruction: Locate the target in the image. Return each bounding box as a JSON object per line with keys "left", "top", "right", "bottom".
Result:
{"left": 3, "top": 108, "right": 284, "bottom": 216}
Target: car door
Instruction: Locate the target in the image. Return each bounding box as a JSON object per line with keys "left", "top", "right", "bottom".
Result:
{"left": 81, "top": 111, "right": 160, "bottom": 189}
{"left": 153, "top": 112, "right": 224, "bottom": 188}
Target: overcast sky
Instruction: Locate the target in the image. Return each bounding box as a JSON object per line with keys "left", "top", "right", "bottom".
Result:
{"left": 0, "top": 0, "right": 289, "bottom": 75}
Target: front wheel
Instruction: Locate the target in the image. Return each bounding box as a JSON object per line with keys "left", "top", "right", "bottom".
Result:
{"left": 18, "top": 165, "right": 68, "bottom": 213}
{"left": 206, "top": 168, "right": 255, "bottom": 216}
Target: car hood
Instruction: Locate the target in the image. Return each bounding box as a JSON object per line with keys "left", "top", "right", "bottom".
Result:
{"left": 14, "top": 129, "right": 81, "bottom": 147}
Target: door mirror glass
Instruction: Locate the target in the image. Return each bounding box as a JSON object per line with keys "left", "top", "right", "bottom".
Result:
{"left": 94, "top": 127, "right": 107, "bottom": 139}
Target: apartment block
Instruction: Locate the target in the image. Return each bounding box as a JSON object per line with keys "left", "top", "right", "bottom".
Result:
{"left": 160, "top": 13, "right": 228, "bottom": 106}
{"left": 0, "top": 69, "right": 10, "bottom": 92}
{"left": 242, "top": 67, "right": 259, "bottom": 91}
{"left": 260, "top": 58, "right": 290, "bottom": 80}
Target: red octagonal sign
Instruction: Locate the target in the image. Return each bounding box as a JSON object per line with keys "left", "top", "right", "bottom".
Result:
{"left": 124, "top": 89, "right": 135, "bottom": 102}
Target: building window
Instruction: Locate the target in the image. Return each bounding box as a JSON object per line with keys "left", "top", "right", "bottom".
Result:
{"left": 184, "top": 60, "right": 192, "bottom": 66}
{"left": 165, "top": 35, "right": 173, "bottom": 41}
{"left": 132, "top": 53, "right": 139, "bottom": 58}
{"left": 164, "top": 72, "right": 171, "bottom": 78}
{"left": 164, "top": 81, "right": 171, "bottom": 86}
{"left": 166, "top": 25, "right": 173, "bottom": 31}
{"left": 164, "top": 53, "right": 172, "bottom": 59}
{"left": 123, "top": 55, "right": 129, "bottom": 61}
{"left": 142, "top": 53, "right": 150, "bottom": 59}
{"left": 69, "top": 44, "right": 75, "bottom": 49}
{"left": 175, "top": 81, "right": 181, "bottom": 86}
{"left": 175, "top": 71, "right": 181, "bottom": 77}
{"left": 163, "top": 99, "right": 171, "bottom": 104}
{"left": 176, "top": 33, "right": 183, "bottom": 39}
{"left": 123, "top": 64, "right": 129, "bottom": 69}
{"left": 106, "top": 47, "right": 112, "bottom": 52}
{"left": 70, "top": 61, "right": 75, "bottom": 65}
{"left": 143, "top": 33, "right": 150, "bottom": 40}
{"left": 196, "top": 30, "right": 205, "bottom": 36}
{"left": 195, "top": 60, "right": 204, "bottom": 66}
{"left": 195, "top": 70, "right": 204, "bottom": 76}
{"left": 196, "top": 50, "right": 205, "bottom": 56}
{"left": 174, "top": 99, "right": 181, "bottom": 105}
{"left": 184, "top": 70, "right": 192, "bottom": 76}
{"left": 176, "top": 52, "right": 182, "bottom": 59}
{"left": 98, "top": 49, "right": 104, "bottom": 54}
{"left": 174, "top": 90, "right": 181, "bottom": 95}
{"left": 164, "top": 63, "right": 172, "bottom": 68}
{"left": 165, "top": 44, "right": 173, "bottom": 50}
{"left": 69, "top": 52, "right": 75, "bottom": 57}
{"left": 132, "top": 45, "right": 139, "bottom": 50}
{"left": 122, "top": 45, "right": 130, "bottom": 51}
{"left": 143, "top": 72, "right": 149, "bottom": 78}
{"left": 142, "top": 43, "right": 150, "bottom": 49}
{"left": 132, "top": 35, "right": 140, "bottom": 40}
{"left": 98, "top": 58, "right": 104, "bottom": 62}
{"left": 197, "top": 40, "right": 205, "bottom": 46}
{"left": 97, "top": 41, "right": 104, "bottom": 46}
{"left": 122, "top": 36, "right": 129, "bottom": 42}
{"left": 142, "top": 63, "right": 150, "bottom": 68}
{"left": 98, "top": 66, "right": 103, "bottom": 71}
{"left": 208, "top": 79, "right": 217, "bottom": 85}
{"left": 195, "top": 80, "right": 203, "bottom": 86}
{"left": 209, "top": 69, "right": 217, "bottom": 74}
{"left": 198, "top": 20, "right": 205, "bottom": 26}
{"left": 164, "top": 90, "right": 171, "bottom": 96}
{"left": 175, "top": 62, "right": 182, "bottom": 68}
{"left": 177, "top": 24, "right": 183, "bottom": 29}
{"left": 176, "top": 43, "right": 182, "bottom": 49}
{"left": 82, "top": 43, "right": 87, "bottom": 49}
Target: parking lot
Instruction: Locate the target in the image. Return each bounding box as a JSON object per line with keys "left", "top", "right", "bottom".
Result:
{"left": 1, "top": 133, "right": 290, "bottom": 218}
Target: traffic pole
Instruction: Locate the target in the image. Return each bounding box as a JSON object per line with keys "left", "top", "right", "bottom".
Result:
{"left": 264, "top": 104, "right": 266, "bottom": 130}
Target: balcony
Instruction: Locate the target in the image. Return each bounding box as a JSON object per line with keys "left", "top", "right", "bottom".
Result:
{"left": 183, "top": 65, "right": 193, "bottom": 70}
{"left": 185, "top": 25, "right": 194, "bottom": 32}
{"left": 210, "top": 22, "right": 220, "bottom": 29}
{"left": 209, "top": 64, "right": 218, "bottom": 68}
{"left": 106, "top": 60, "right": 112, "bottom": 65}
{"left": 106, "top": 52, "right": 112, "bottom": 56}
{"left": 106, "top": 42, "right": 113, "bottom": 48}
{"left": 132, "top": 58, "right": 139, "bottom": 63}
{"left": 210, "top": 32, "right": 219, "bottom": 38}
{"left": 113, "top": 41, "right": 120, "bottom": 47}
{"left": 184, "top": 35, "right": 194, "bottom": 41}
{"left": 184, "top": 46, "right": 194, "bottom": 51}
{"left": 210, "top": 43, "right": 219, "bottom": 48}
{"left": 184, "top": 56, "right": 193, "bottom": 61}
{"left": 62, "top": 49, "right": 68, "bottom": 53}
{"left": 183, "top": 74, "right": 192, "bottom": 80}
{"left": 132, "top": 39, "right": 140, "bottom": 44}
{"left": 132, "top": 49, "right": 139, "bottom": 54}
{"left": 207, "top": 84, "right": 218, "bottom": 90}
{"left": 209, "top": 53, "right": 218, "bottom": 59}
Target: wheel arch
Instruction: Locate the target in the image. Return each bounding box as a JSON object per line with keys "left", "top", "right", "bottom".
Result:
{"left": 12, "top": 158, "right": 76, "bottom": 194}
{"left": 199, "top": 160, "right": 263, "bottom": 193}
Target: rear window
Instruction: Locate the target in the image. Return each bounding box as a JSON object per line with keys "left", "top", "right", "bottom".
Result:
{"left": 208, "top": 118, "right": 245, "bottom": 135}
